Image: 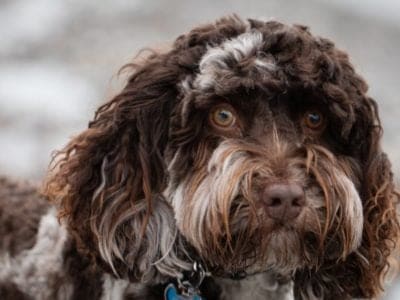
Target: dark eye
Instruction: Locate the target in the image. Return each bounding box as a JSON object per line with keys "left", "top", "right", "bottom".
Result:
{"left": 210, "top": 106, "right": 236, "bottom": 128}
{"left": 304, "top": 110, "right": 324, "bottom": 130}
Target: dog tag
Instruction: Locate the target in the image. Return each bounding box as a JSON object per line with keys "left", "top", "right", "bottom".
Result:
{"left": 164, "top": 283, "right": 203, "bottom": 300}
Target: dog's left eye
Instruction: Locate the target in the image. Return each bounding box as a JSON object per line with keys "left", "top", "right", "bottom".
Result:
{"left": 210, "top": 106, "right": 236, "bottom": 128}
{"left": 304, "top": 110, "right": 324, "bottom": 130}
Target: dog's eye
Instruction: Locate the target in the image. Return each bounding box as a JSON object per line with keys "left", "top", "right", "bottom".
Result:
{"left": 210, "top": 106, "right": 236, "bottom": 128}
{"left": 304, "top": 110, "right": 324, "bottom": 130}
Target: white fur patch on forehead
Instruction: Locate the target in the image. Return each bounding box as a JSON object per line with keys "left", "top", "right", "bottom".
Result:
{"left": 193, "top": 30, "right": 276, "bottom": 91}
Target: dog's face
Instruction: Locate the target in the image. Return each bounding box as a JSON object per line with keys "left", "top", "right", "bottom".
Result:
{"left": 45, "top": 16, "right": 398, "bottom": 298}
{"left": 164, "top": 30, "right": 365, "bottom": 276}
{"left": 166, "top": 91, "right": 363, "bottom": 276}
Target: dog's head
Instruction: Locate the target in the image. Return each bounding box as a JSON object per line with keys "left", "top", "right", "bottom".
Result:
{"left": 45, "top": 16, "right": 399, "bottom": 298}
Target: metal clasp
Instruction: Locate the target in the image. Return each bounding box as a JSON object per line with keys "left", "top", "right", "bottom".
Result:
{"left": 177, "top": 262, "right": 209, "bottom": 297}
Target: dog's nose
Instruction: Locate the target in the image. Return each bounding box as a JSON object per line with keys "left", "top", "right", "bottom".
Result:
{"left": 262, "top": 183, "right": 305, "bottom": 221}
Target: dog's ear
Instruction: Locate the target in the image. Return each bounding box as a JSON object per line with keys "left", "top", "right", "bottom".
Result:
{"left": 352, "top": 97, "right": 399, "bottom": 297}
{"left": 44, "top": 16, "right": 250, "bottom": 282}
{"left": 44, "top": 53, "right": 185, "bottom": 281}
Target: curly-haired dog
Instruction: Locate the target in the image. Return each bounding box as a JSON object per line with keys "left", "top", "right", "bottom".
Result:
{"left": 1, "top": 16, "right": 399, "bottom": 299}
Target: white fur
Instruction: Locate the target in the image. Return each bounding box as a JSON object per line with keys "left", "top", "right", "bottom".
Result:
{"left": 0, "top": 208, "right": 71, "bottom": 299}
{"left": 168, "top": 142, "right": 249, "bottom": 251}
{"left": 100, "top": 274, "right": 130, "bottom": 300}
{"left": 194, "top": 30, "right": 276, "bottom": 90}
{"left": 167, "top": 181, "right": 185, "bottom": 226}
{"left": 215, "top": 272, "right": 293, "bottom": 300}
{"left": 335, "top": 172, "right": 364, "bottom": 251}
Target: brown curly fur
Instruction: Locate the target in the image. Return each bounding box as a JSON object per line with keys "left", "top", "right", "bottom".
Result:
{"left": 0, "top": 177, "right": 49, "bottom": 256}
{"left": 44, "top": 15, "right": 399, "bottom": 298}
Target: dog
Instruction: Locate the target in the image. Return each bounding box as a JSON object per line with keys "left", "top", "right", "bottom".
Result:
{"left": 0, "top": 15, "right": 399, "bottom": 300}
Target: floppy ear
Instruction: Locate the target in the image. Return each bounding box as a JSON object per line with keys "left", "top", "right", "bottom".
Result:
{"left": 44, "top": 16, "right": 251, "bottom": 283}
{"left": 294, "top": 97, "right": 399, "bottom": 298}
{"left": 44, "top": 52, "right": 187, "bottom": 281}
{"left": 351, "top": 97, "right": 399, "bottom": 297}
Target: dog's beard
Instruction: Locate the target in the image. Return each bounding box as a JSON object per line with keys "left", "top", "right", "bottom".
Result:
{"left": 167, "top": 139, "right": 363, "bottom": 276}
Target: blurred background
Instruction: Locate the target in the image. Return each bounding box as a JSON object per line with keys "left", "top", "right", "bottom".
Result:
{"left": 0, "top": 0, "right": 399, "bottom": 297}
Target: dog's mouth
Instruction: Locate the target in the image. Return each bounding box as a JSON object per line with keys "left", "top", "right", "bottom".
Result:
{"left": 173, "top": 191, "right": 318, "bottom": 277}
{"left": 190, "top": 193, "right": 357, "bottom": 278}
{"left": 191, "top": 211, "right": 316, "bottom": 277}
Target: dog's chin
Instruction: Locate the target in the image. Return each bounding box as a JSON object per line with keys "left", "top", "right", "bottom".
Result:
{"left": 195, "top": 226, "right": 310, "bottom": 278}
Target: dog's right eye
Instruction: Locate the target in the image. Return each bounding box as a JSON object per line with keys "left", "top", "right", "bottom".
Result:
{"left": 210, "top": 106, "right": 236, "bottom": 128}
{"left": 303, "top": 110, "right": 325, "bottom": 131}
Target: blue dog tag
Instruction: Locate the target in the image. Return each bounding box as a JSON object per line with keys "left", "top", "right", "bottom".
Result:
{"left": 164, "top": 283, "right": 203, "bottom": 300}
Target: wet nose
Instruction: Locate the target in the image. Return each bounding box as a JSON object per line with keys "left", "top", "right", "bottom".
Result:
{"left": 262, "top": 183, "right": 305, "bottom": 221}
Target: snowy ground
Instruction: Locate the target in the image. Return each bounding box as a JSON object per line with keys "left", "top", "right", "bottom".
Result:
{"left": 1, "top": 0, "right": 399, "bottom": 297}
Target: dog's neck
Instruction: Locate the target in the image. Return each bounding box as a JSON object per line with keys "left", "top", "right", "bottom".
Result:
{"left": 99, "top": 271, "right": 294, "bottom": 300}
{"left": 211, "top": 272, "right": 294, "bottom": 300}
{"left": 137, "top": 231, "right": 295, "bottom": 299}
